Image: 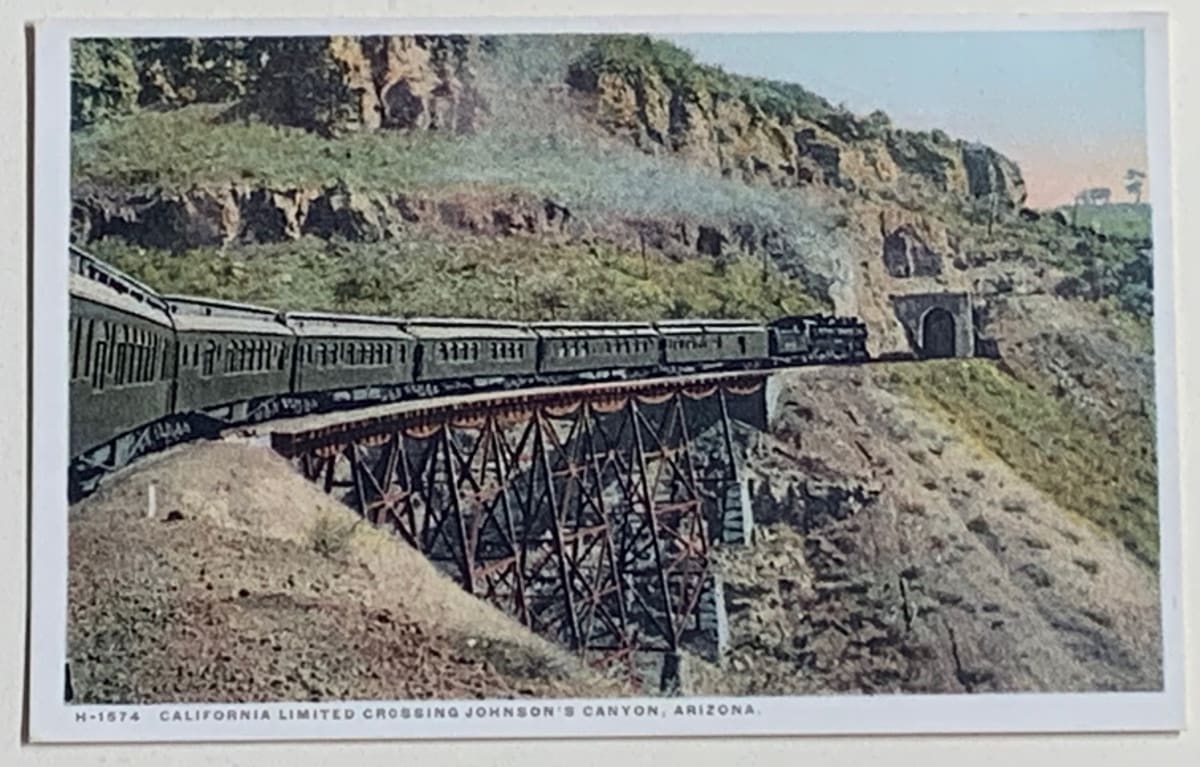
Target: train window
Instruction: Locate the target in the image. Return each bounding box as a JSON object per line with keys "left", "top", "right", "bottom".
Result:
{"left": 470, "top": 342, "right": 479, "bottom": 361}
{"left": 126, "top": 328, "right": 137, "bottom": 384}
{"left": 385, "top": 345, "right": 393, "bottom": 366}
{"left": 138, "top": 330, "right": 147, "bottom": 382}
{"left": 438, "top": 343, "right": 448, "bottom": 362}
{"left": 91, "top": 340, "right": 106, "bottom": 390}
{"left": 131, "top": 330, "right": 140, "bottom": 382}
{"left": 82, "top": 320, "right": 94, "bottom": 378}
{"left": 202, "top": 341, "right": 216, "bottom": 377}
{"left": 70, "top": 318, "right": 82, "bottom": 380}
{"left": 517, "top": 343, "right": 525, "bottom": 359}
{"left": 114, "top": 343, "right": 126, "bottom": 387}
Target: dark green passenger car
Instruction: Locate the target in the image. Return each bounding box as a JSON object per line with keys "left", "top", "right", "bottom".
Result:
{"left": 531, "top": 321, "right": 661, "bottom": 377}
{"left": 68, "top": 258, "right": 176, "bottom": 458}
{"left": 404, "top": 318, "right": 538, "bottom": 384}
{"left": 282, "top": 311, "right": 416, "bottom": 396}
{"left": 165, "top": 295, "right": 296, "bottom": 423}
{"left": 654, "top": 319, "right": 769, "bottom": 369}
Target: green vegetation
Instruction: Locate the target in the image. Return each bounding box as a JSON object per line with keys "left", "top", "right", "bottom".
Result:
{"left": 74, "top": 104, "right": 839, "bottom": 233}
{"left": 883, "top": 360, "right": 1158, "bottom": 568}
{"left": 1057, "top": 203, "right": 1153, "bottom": 241}
{"left": 569, "top": 35, "right": 838, "bottom": 124}
{"left": 71, "top": 39, "right": 139, "bottom": 130}
{"left": 87, "top": 233, "right": 827, "bottom": 321}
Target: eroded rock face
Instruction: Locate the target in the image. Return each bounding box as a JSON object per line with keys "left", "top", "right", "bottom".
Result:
{"left": 567, "top": 56, "right": 1027, "bottom": 208}
{"left": 962, "top": 143, "right": 1027, "bottom": 207}
{"left": 250, "top": 35, "right": 485, "bottom": 136}
{"left": 73, "top": 183, "right": 817, "bottom": 282}
{"left": 882, "top": 225, "right": 943, "bottom": 278}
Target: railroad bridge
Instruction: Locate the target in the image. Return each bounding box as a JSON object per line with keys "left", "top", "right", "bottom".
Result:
{"left": 263, "top": 371, "right": 770, "bottom": 689}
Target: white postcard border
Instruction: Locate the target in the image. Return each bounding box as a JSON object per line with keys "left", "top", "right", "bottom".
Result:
{"left": 27, "top": 13, "right": 1184, "bottom": 743}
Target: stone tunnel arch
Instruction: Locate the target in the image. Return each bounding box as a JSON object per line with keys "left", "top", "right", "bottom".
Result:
{"left": 920, "top": 308, "right": 957, "bottom": 359}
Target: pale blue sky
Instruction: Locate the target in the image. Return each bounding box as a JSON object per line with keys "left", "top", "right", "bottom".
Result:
{"left": 665, "top": 30, "right": 1148, "bottom": 206}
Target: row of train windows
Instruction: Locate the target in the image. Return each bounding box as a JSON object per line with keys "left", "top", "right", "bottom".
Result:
{"left": 178, "top": 339, "right": 289, "bottom": 376}
{"left": 70, "top": 317, "right": 171, "bottom": 390}
{"left": 437, "top": 341, "right": 525, "bottom": 363}
{"left": 555, "top": 338, "right": 654, "bottom": 358}
{"left": 303, "top": 341, "right": 401, "bottom": 369}
{"left": 668, "top": 336, "right": 730, "bottom": 351}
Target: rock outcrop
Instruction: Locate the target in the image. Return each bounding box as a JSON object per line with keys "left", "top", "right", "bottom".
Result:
{"left": 249, "top": 35, "right": 486, "bottom": 136}
{"left": 566, "top": 40, "right": 1027, "bottom": 208}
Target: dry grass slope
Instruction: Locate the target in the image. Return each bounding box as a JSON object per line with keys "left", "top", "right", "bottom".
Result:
{"left": 881, "top": 359, "right": 1158, "bottom": 567}
{"left": 68, "top": 441, "right": 628, "bottom": 704}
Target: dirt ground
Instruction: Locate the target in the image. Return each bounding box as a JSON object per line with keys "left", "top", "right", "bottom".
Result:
{"left": 68, "top": 441, "right": 630, "bottom": 704}
{"left": 685, "top": 365, "right": 1162, "bottom": 696}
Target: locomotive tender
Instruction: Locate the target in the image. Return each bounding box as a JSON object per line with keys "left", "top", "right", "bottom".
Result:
{"left": 67, "top": 246, "right": 869, "bottom": 498}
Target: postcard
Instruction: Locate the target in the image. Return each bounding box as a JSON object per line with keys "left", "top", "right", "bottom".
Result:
{"left": 27, "top": 13, "right": 1182, "bottom": 742}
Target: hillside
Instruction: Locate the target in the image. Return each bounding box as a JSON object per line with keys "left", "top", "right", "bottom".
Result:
{"left": 70, "top": 35, "right": 1152, "bottom": 334}
{"left": 688, "top": 364, "right": 1160, "bottom": 695}
{"left": 66, "top": 33, "right": 1161, "bottom": 696}
{"left": 66, "top": 367, "right": 1161, "bottom": 700}
{"left": 69, "top": 442, "right": 629, "bottom": 703}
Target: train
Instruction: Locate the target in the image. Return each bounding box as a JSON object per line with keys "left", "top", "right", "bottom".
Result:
{"left": 67, "top": 246, "right": 869, "bottom": 498}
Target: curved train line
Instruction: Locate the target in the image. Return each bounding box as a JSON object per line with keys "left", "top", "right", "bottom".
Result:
{"left": 67, "top": 246, "right": 870, "bottom": 501}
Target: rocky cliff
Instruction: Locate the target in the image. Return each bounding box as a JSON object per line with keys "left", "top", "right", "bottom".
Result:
{"left": 248, "top": 35, "right": 487, "bottom": 136}
{"left": 566, "top": 38, "right": 1026, "bottom": 208}
{"left": 70, "top": 34, "right": 1150, "bottom": 356}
